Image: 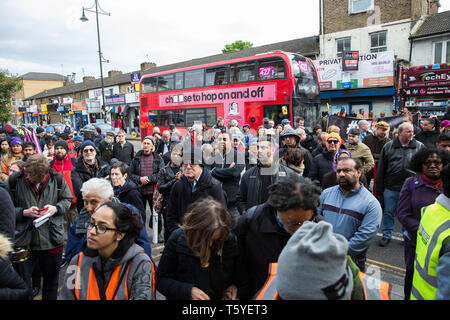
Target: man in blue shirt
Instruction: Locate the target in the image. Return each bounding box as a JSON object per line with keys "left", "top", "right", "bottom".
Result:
{"left": 318, "top": 157, "right": 382, "bottom": 271}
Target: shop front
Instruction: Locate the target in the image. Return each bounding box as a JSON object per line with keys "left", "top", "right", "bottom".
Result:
{"left": 313, "top": 51, "right": 396, "bottom": 117}
{"left": 105, "top": 94, "right": 126, "bottom": 130}
{"left": 400, "top": 63, "right": 450, "bottom": 119}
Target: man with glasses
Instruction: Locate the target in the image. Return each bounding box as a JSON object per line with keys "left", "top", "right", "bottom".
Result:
{"left": 113, "top": 129, "right": 134, "bottom": 166}
{"left": 165, "top": 144, "right": 226, "bottom": 239}
{"left": 309, "top": 132, "right": 342, "bottom": 187}
{"left": 234, "top": 175, "right": 323, "bottom": 299}
{"left": 71, "top": 140, "right": 110, "bottom": 212}
{"left": 318, "top": 157, "right": 382, "bottom": 272}
{"left": 376, "top": 122, "right": 424, "bottom": 247}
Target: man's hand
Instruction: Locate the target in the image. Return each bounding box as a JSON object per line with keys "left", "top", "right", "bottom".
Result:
{"left": 175, "top": 171, "right": 183, "bottom": 180}
{"left": 42, "top": 204, "right": 58, "bottom": 216}
{"left": 222, "top": 284, "right": 238, "bottom": 300}
{"left": 140, "top": 176, "right": 150, "bottom": 185}
{"left": 191, "top": 287, "right": 210, "bottom": 300}
{"left": 23, "top": 206, "right": 41, "bottom": 218}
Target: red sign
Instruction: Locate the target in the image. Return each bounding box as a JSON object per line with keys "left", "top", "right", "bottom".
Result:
{"left": 402, "top": 86, "right": 450, "bottom": 96}
{"left": 342, "top": 51, "right": 359, "bottom": 71}
{"left": 401, "top": 63, "right": 450, "bottom": 89}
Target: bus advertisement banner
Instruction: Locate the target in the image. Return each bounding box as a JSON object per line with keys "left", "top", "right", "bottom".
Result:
{"left": 159, "top": 84, "right": 276, "bottom": 127}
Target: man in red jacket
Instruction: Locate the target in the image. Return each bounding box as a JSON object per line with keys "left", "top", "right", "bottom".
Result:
{"left": 50, "top": 140, "right": 77, "bottom": 236}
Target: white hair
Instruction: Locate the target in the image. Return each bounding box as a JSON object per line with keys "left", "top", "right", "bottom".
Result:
{"left": 80, "top": 178, "right": 114, "bottom": 200}
{"left": 295, "top": 128, "right": 306, "bottom": 136}
{"left": 358, "top": 120, "right": 369, "bottom": 128}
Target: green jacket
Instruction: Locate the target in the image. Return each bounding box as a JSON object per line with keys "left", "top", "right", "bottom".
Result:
{"left": 7, "top": 169, "right": 73, "bottom": 250}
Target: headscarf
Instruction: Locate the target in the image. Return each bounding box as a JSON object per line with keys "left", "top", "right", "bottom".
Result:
{"left": 332, "top": 149, "right": 352, "bottom": 172}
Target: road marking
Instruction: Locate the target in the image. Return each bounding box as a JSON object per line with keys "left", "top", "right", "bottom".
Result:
{"left": 367, "top": 258, "right": 406, "bottom": 272}
{"left": 376, "top": 232, "right": 404, "bottom": 242}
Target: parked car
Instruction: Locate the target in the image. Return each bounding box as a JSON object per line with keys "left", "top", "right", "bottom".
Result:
{"left": 79, "top": 123, "right": 119, "bottom": 141}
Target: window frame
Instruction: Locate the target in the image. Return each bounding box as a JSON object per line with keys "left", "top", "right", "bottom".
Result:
{"left": 336, "top": 37, "right": 352, "bottom": 57}
{"left": 433, "top": 41, "right": 449, "bottom": 64}
{"left": 348, "top": 0, "right": 374, "bottom": 14}
{"left": 370, "top": 31, "right": 387, "bottom": 53}
{"left": 149, "top": 107, "right": 217, "bottom": 127}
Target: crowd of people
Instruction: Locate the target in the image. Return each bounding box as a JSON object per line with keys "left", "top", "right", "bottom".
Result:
{"left": 0, "top": 109, "right": 449, "bottom": 301}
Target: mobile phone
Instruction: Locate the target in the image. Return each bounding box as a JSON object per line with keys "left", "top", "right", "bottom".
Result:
{"left": 37, "top": 208, "right": 46, "bottom": 212}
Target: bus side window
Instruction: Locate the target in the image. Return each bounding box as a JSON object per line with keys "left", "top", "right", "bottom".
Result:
{"left": 185, "top": 69, "right": 205, "bottom": 89}
{"left": 205, "top": 67, "right": 228, "bottom": 86}
{"left": 157, "top": 74, "right": 174, "bottom": 92}
{"left": 230, "top": 62, "right": 256, "bottom": 84}
{"left": 175, "top": 72, "right": 184, "bottom": 90}
{"left": 258, "top": 58, "right": 286, "bottom": 81}
{"left": 141, "top": 77, "right": 157, "bottom": 93}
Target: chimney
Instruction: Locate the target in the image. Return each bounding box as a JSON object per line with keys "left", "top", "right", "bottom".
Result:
{"left": 108, "top": 70, "right": 123, "bottom": 78}
{"left": 83, "top": 76, "right": 96, "bottom": 83}
{"left": 140, "top": 62, "right": 157, "bottom": 71}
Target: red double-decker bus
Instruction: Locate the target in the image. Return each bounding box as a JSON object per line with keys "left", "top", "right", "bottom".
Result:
{"left": 139, "top": 51, "right": 320, "bottom": 137}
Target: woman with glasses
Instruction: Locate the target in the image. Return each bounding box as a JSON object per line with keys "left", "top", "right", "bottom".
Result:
{"left": 395, "top": 147, "right": 450, "bottom": 300}
{"left": 308, "top": 132, "right": 342, "bottom": 187}
{"left": 156, "top": 198, "right": 239, "bottom": 300}
{"left": 59, "top": 201, "right": 155, "bottom": 300}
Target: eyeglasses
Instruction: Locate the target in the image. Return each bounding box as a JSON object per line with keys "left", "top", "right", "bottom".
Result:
{"left": 327, "top": 140, "right": 340, "bottom": 144}
{"left": 85, "top": 221, "right": 118, "bottom": 234}
{"left": 423, "top": 160, "right": 443, "bottom": 167}
{"left": 83, "top": 148, "right": 95, "bottom": 153}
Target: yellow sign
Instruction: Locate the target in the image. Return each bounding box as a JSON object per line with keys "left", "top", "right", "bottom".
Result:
{"left": 41, "top": 104, "right": 47, "bottom": 112}
{"left": 282, "top": 106, "right": 288, "bottom": 115}
{"left": 134, "top": 83, "right": 140, "bottom": 92}
{"left": 69, "top": 111, "right": 74, "bottom": 114}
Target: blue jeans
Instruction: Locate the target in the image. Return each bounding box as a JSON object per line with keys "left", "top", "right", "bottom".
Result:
{"left": 382, "top": 188, "right": 400, "bottom": 239}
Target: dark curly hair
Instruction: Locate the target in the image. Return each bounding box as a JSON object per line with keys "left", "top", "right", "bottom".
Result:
{"left": 267, "top": 175, "right": 322, "bottom": 214}
{"left": 409, "top": 147, "right": 450, "bottom": 173}
{"left": 97, "top": 201, "right": 143, "bottom": 241}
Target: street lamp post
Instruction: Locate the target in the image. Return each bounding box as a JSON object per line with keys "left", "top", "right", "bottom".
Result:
{"left": 80, "top": 0, "right": 110, "bottom": 121}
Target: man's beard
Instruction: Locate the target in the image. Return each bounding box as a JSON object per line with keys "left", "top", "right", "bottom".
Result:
{"left": 55, "top": 153, "right": 66, "bottom": 160}
{"left": 105, "top": 137, "right": 113, "bottom": 144}
{"left": 338, "top": 176, "right": 357, "bottom": 191}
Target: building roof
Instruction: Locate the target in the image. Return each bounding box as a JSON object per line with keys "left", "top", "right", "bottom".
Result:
{"left": 20, "top": 72, "right": 66, "bottom": 81}
{"left": 25, "top": 36, "right": 319, "bottom": 101}
{"left": 410, "top": 10, "right": 450, "bottom": 39}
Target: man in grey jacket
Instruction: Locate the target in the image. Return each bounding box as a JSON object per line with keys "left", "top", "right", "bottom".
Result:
{"left": 7, "top": 154, "right": 72, "bottom": 300}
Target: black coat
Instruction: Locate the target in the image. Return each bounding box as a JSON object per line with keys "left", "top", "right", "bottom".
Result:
{"left": 157, "top": 162, "right": 181, "bottom": 212}
{"left": 300, "top": 134, "right": 319, "bottom": 155}
{"left": 0, "top": 235, "right": 30, "bottom": 300}
{"left": 112, "top": 141, "right": 134, "bottom": 165}
{"left": 236, "top": 163, "right": 296, "bottom": 215}
{"left": 233, "top": 202, "right": 323, "bottom": 299}
{"left": 129, "top": 150, "right": 164, "bottom": 188}
{"left": 166, "top": 168, "right": 226, "bottom": 237}
{"left": 71, "top": 156, "right": 111, "bottom": 212}
{"left": 0, "top": 181, "right": 15, "bottom": 241}
{"left": 114, "top": 180, "right": 145, "bottom": 217}
{"left": 209, "top": 149, "right": 246, "bottom": 209}
{"left": 414, "top": 130, "right": 440, "bottom": 149}
{"left": 308, "top": 149, "right": 334, "bottom": 186}
{"left": 156, "top": 228, "right": 239, "bottom": 300}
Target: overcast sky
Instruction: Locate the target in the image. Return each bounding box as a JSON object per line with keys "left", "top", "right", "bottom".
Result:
{"left": 1, "top": 0, "right": 449, "bottom": 83}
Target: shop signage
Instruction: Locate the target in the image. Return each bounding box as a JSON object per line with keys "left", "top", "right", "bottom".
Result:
{"left": 313, "top": 51, "right": 394, "bottom": 90}
{"left": 131, "top": 73, "right": 141, "bottom": 84}
{"left": 105, "top": 95, "right": 126, "bottom": 105}
{"left": 401, "top": 63, "right": 450, "bottom": 89}
{"left": 342, "top": 51, "right": 359, "bottom": 71}
{"left": 72, "top": 102, "right": 87, "bottom": 111}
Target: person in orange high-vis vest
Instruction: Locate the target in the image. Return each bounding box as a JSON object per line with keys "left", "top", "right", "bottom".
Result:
{"left": 59, "top": 201, "right": 155, "bottom": 300}
{"left": 254, "top": 221, "right": 391, "bottom": 300}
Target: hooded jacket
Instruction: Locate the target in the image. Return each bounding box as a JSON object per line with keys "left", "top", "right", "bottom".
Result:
{"left": 59, "top": 238, "right": 154, "bottom": 300}
{"left": 166, "top": 168, "right": 226, "bottom": 237}
{"left": 114, "top": 180, "right": 145, "bottom": 218}
{"left": 0, "top": 234, "right": 30, "bottom": 300}
{"left": 236, "top": 163, "right": 296, "bottom": 215}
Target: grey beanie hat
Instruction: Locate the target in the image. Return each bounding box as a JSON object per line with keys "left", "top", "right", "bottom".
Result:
{"left": 275, "top": 220, "right": 353, "bottom": 300}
